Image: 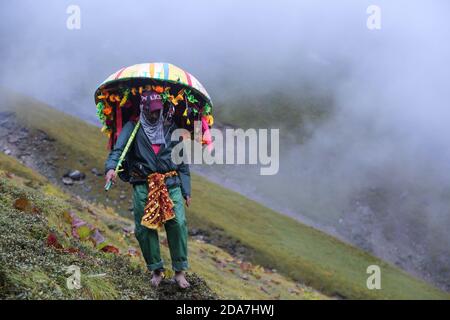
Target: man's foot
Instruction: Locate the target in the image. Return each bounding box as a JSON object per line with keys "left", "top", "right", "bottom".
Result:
{"left": 151, "top": 269, "right": 164, "bottom": 287}
{"left": 173, "top": 271, "right": 190, "bottom": 289}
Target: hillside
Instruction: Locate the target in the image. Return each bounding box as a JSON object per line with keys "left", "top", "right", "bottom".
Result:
{"left": 0, "top": 152, "right": 323, "bottom": 299}
{"left": 0, "top": 88, "right": 449, "bottom": 300}
{"left": 0, "top": 162, "right": 216, "bottom": 299}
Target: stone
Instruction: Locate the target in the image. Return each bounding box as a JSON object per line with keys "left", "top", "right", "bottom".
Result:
{"left": 91, "top": 168, "right": 102, "bottom": 176}
{"left": 67, "top": 170, "right": 85, "bottom": 181}
{"left": 7, "top": 135, "right": 19, "bottom": 144}
{"left": 62, "top": 177, "right": 74, "bottom": 185}
{"left": 189, "top": 228, "right": 200, "bottom": 236}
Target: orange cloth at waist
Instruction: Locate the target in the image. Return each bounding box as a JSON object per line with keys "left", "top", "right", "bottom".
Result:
{"left": 141, "top": 171, "right": 178, "bottom": 230}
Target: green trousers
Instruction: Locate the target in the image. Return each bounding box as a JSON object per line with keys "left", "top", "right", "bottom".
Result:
{"left": 132, "top": 184, "right": 189, "bottom": 272}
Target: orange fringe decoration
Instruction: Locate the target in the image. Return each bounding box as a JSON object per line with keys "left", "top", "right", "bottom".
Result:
{"left": 141, "top": 171, "right": 178, "bottom": 229}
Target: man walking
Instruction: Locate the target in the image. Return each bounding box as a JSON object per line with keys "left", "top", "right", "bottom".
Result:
{"left": 105, "top": 90, "right": 191, "bottom": 288}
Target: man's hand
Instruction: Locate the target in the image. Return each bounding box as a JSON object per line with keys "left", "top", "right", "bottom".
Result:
{"left": 185, "top": 196, "right": 191, "bottom": 207}
{"left": 105, "top": 169, "right": 117, "bottom": 185}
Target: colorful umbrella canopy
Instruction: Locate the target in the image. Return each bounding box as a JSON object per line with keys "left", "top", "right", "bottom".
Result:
{"left": 94, "top": 62, "right": 214, "bottom": 150}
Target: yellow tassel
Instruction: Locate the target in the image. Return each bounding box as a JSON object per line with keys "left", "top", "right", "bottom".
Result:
{"left": 207, "top": 115, "right": 214, "bottom": 126}
{"left": 101, "top": 126, "right": 112, "bottom": 137}
{"left": 171, "top": 94, "right": 184, "bottom": 106}
{"left": 119, "top": 94, "right": 128, "bottom": 107}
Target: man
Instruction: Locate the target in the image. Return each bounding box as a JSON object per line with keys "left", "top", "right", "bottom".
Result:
{"left": 105, "top": 90, "right": 191, "bottom": 288}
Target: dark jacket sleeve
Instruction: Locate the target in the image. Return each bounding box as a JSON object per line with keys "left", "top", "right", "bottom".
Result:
{"left": 104, "top": 121, "right": 135, "bottom": 175}
{"left": 177, "top": 161, "right": 191, "bottom": 199}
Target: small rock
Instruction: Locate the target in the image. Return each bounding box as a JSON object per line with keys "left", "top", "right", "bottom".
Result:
{"left": 4, "top": 149, "right": 11, "bottom": 155}
{"left": 127, "top": 248, "right": 139, "bottom": 257}
{"left": 240, "top": 274, "right": 249, "bottom": 281}
{"left": 119, "top": 194, "right": 127, "bottom": 200}
{"left": 7, "top": 135, "right": 19, "bottom": 144}
{"left": 62, "top": 177, "right": 74, "bottom": 185}
{"left": 288, "top": 288, "right": 300, "bottom": 295}
{"left": 91, "top": 168, "right": 102, "bottom": 176}
{"left": 122, "top": 226, "right": 134, "bottom": 234}
{"left": 66, "top": 170, "right": 85, "bottom": 181}
{"left": 43, "top": 136, "right": 55, "bottom": 142}
{"left": 189, "top": 228, "right": 200, "bottom": 236}
{"left": 194, "top": 235, "right": 205, "bottom": 242}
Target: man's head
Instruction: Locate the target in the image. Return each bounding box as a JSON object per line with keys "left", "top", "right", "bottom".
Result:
{"left": 140, "top": 90, "right": 164, "bottom": 123}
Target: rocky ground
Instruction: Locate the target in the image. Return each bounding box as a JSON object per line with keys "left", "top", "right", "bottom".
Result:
{"left": 0, "top": 110, "right": 131, "bottom": 211}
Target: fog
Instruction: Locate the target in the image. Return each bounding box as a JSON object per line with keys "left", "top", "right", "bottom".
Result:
{"left": 1, "top": 0, "right": 450, "bottom": 290}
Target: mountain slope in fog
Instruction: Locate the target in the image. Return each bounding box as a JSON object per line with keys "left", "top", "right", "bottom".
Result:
{"left": 0, "top": 88, "right": 448, "bottom": 299}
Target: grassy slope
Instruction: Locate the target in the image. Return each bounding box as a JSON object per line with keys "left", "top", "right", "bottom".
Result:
{"left": 0, "top": 153, "right": 321, "bottom": 299}
{"left": 0, "top": 161, "right": 208, "bottom": 299}
{"left": 1, "top": 88, "right": 448, "bottom": 299}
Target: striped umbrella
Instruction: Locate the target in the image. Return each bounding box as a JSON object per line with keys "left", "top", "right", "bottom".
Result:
{"left": 94, "top": 62, "right": 214, "bottom": 151}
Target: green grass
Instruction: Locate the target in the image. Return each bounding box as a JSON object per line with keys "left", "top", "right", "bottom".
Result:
{"left": 0, "top": 167, "right": 218, "bottom": 300}
{"left": 0, "top": 152, "right": 321, "bottom": 300}
{"left": 0, "top": 149, "right": 48, "bottom": 185}
{"left": 188, "top": 174, "right": 450, "bottom": 299}
{"left": 1, "top": 88, "right": 448, "bottom": 299}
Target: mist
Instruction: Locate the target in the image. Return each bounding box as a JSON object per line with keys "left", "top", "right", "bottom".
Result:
{"left": 1, "top": 0, "right": 450, "bottom": 289}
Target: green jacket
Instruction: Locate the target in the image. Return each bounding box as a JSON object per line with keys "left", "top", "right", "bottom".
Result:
{"left": 104, "top": 120, "right": 191, "bottom": 198}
